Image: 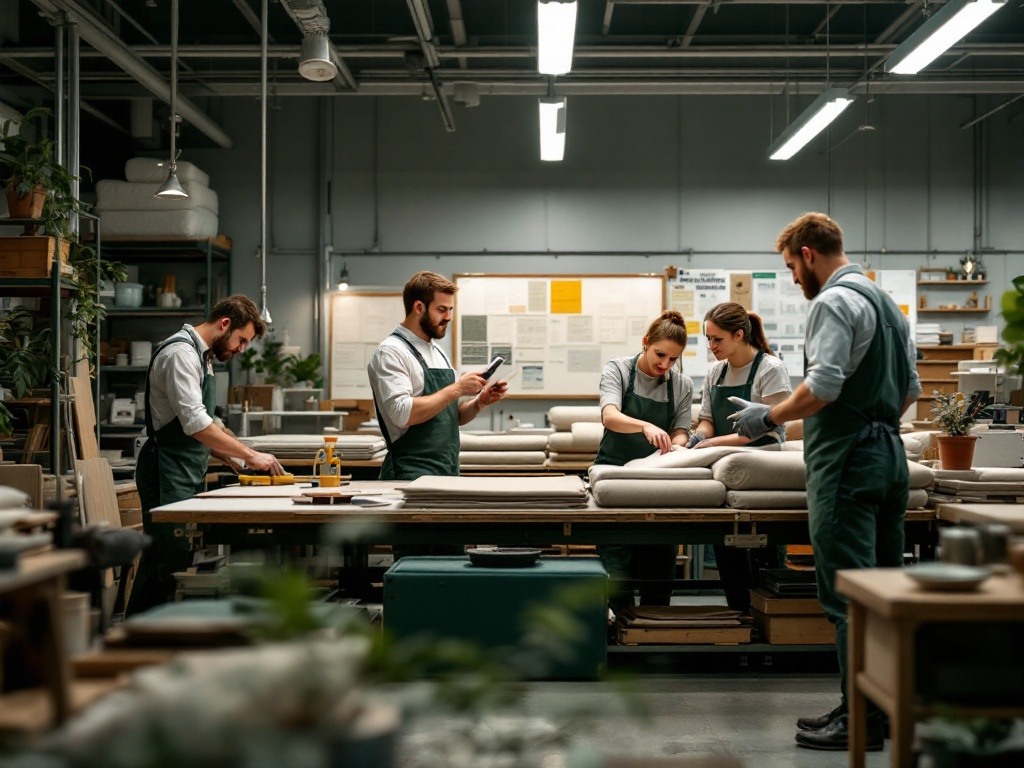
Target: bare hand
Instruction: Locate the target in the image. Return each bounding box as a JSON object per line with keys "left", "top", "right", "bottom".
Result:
{"left": 456, "top": 372, "right": 486, "bottom": 398}
{"left": 248, "top": 451, "right": 285, "bottom": 475}
{"left": 478, "top": 381, "right": 507, "bottom": 407}
{"left": 642, "top": 423, "right": 672, "bottom": 453}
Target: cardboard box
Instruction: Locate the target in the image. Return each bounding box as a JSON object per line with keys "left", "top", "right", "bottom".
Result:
{"left": 752, "top": 609, "right": 835, "bottom": 645}
{"left": 0, "top": 236, "right": 71, "bottom": 277}
{"left": 749, "top": 588, "right": 824, "bottom": 616}
{"left": 229, "top": 385, "right": 275, "bottom": 411}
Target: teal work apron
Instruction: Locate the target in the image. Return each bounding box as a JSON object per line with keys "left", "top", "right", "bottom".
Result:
{"left": 128, "top": 328, "right": 216, "bottom": 614}
{"left": 708, "top": 350, "right": 782, "bottom": 612}
{"left": 375, "top": 332, "right": 461, "bottom": 559}
{"left": 804, "top": 279, "right": 910, "bottom": 714}
{"left": 594, "top": 355, "right": 678, "bottom": 610}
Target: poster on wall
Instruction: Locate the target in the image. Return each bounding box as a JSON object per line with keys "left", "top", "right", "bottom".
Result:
{"left": 670, "top": 270, "right": 730, "bottom": 378}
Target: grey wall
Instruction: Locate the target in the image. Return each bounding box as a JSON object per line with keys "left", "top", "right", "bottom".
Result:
{"left": 190, "top": 92, "right": 1024, "bottom": 427}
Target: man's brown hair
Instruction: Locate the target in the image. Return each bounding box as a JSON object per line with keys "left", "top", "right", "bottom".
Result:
{"left": 403, "top": 271, "right": 457, "bottom": 315}
{"left": 208, "top": 295, "right": 266, "bottom": 338}
{"left": 775, "top": 212, "right": 845, "bottom": 257}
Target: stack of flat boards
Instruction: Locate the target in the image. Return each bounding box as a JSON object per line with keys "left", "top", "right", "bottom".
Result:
{"left": 240, "top": 434, "right": 386, "bottom": 461}
{"left": 400, "top": 475, "right": 588, "bottom": 509}
{"left": 760, "top": 568, "right": 819, "bottom": 598}
{"left": 616, "top": 605, "right": 752, "bottom": 645}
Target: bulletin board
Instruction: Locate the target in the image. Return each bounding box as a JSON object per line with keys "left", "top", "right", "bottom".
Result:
{"left": 328, "top": 291, "right": 403, "bottom": 399}
{"left": 453, "top": 274, "right": 666, "bottom": 398}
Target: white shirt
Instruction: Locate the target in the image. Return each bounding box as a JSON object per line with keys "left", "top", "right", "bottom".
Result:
{"left": 148, "top": 325, "right": 214, "bottom": 435}
{"left": 366, "top": 325, "right": 454, "bottom": 443}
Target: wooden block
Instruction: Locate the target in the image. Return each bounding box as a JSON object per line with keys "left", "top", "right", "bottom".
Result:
{"left": 114, "top": 482, "right": 140, "bottom": 512}
{"left": 0, "top": 237, "right": 69, "bottom": 277}
{"left": 751, "top": 609, "right": 835, "bottom": 645}
{"left": 75, "top": 459, "right": 121, "bottom": 529}
{"left": 749, "top": 589, "right": 824, "bottom": 616}
{"left": 70, "top": 367, "right": 99, "bottom": 460}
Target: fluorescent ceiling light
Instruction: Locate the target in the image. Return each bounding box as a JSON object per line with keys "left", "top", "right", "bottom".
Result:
{"left": 886, "top": 0, "right": 1006, "bottom": 75}
{"left": 768, "top": 88, "right": 855, "bottom": 161}
{"left": 539, "top": 97, "right": 567, "bottom": 162}
{"left": 537, "top": 0, "right": 577, "bottom": 75}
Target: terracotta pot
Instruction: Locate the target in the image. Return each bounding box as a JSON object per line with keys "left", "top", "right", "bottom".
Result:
{"left": 936, "top": 434, "right": 977, "bottom": 470}
{"left": 5, "top": 183, "right": 46, "bottom": 219}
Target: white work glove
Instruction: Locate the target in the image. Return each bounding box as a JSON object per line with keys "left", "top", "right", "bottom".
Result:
{"left": 726, "top": 396, "right": 776, "bottom": 439}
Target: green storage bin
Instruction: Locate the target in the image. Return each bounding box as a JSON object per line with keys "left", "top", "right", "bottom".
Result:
{"left": 383, "top": 556, "right": 608, "bottom": 680}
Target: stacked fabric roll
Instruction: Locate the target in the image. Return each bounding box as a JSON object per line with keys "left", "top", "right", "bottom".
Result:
{"left": 458, "top": 433, "right": 548, "bottom": 468}
{"left": 400, "top": 475, "right": 588, "bottom": 509}
{"left": 94, "top": 158, "right": 219, "bottom": 239}
{"left": 239, "top": 434, "right": 387, "bottom": 461}
{"left": 544, "top": 406, "right": 602, "bottom": 467}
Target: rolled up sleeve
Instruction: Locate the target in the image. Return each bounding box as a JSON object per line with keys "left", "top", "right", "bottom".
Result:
{"left": 155, "top": 347, "right": 213, "bottom": 436}
{"left": 598, "top": 361, "right": 624, "bottom": 413}
{"left": 368, "top": 346, "right": 415, "bottom": 429}
{"left": 803, "top": 301, "right": 852, "bottom": 403}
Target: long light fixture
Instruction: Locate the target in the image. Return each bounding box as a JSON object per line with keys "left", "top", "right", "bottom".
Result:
{"left": 539, "top": 97, "right": 567, "bottom": 161}
{"left": 537, "top": 0, "right": 577, "bottom": 75}
{"left": 768, "top": 88, "right": 855, "bottom": 161}
{"left": 885, "top": 0, "right": 1006, "bottom": 75}
{"left": 155, "top": 0, "right": 188, "bottom": 199}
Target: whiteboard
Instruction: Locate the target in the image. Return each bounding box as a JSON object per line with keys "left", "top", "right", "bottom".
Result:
{"left": 328, "top": 291, "right": 403, "bottom": 399}
{"left": 453, "top": 274, "right": 666, "bottom": 398}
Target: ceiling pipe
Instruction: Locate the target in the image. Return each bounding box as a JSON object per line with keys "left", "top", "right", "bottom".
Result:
{"left": 26, "top": 0, "right": 232, "bottom": 147}
{"left": 405, "top": 0, "right": 456, "bottom": 130}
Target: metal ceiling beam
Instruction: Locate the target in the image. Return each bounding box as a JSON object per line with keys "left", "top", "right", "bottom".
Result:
{"left": 680, "top": 5, "right": 709, "bottom": 48}
{"left": 444, "top": 0, "right": 469, "bottom": 69}
{"left": 874, "top": 1, "right": 924, "bottom": 44}
{"left": 603, "top": 1, "right": 616, "bottom": 35}
{"left": 232, "top": 0, "right": 270, "bottom": 40}
{"left": 25, "top": 0, "right": 232, "bottom": 147}
{"left": 405, "top": 0, "right": 456, "bottom": 130}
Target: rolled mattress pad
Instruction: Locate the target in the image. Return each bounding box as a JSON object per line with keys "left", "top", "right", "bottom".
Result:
{"left": 547, "top": 406, "right": 602, "bottom": 431}
{"left": 458, "top": 451, "right": 546, "bottom": 465}
{"left": 590, "top": 479, "right": 727, "bottom": 508}
{"left": 589, "top": 465, "right": 713, "bottom": 483}
{"left": 125, "top": 157, "right": 210, "bottom": 187}
{"left": 98, "top": 208, "right": 218, "bottom": 239}
{"left": 569, "top": 422, "right": 604, "bottom": 451}
{"left": 712, "top": 451, "right": 808, "bottom": 490}
{"left": 459, "top": 433, "right": 549, "bottom": 451}
{"left": 97, "top": 179, "right": 219, "bottom": 215}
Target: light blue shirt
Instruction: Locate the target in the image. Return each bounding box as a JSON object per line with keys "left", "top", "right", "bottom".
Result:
{"left": 804, "top": 265, "right": 922, "bottom": 404}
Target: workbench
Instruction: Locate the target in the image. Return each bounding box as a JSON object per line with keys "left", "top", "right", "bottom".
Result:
{"left": 934, "top": 501, "right": 1024, "bottom": 533}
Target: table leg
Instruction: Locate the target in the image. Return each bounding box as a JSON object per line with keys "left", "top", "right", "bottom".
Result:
{"left": 848, "top": 600, "right": 867, "bottom": 768}
{"left": 39, "top": 577, "right": 73, "bottom": 724}
{"left": 892, "top": 623, "right": 917, "bottom": 768}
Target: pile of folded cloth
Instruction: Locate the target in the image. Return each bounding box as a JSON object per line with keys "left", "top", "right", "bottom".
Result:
{"left": 782, "top": 432, "right": 933, "bottom": 462}
{"left": 400, "top": 475, "right": 588, "bottom": 509}
{"left": 588, "top": 445, "right": 935, "bottom": 509}
{"left": 94, "top": 158, "right": 219, "bottom": 238}
{"left": 239, "top": 434, "right": 387, "bottom": 461}
{"left": 458, "top": 432, "right": 549, "bottom": 468}
{"left": 544, "top": 406, "right": 602, "bottom": 467}
{"left": 929, "top": 467, "right": 1024, "bottom": 500}
{"left": 615, "top": 605, "right": 752, "bottom": 645}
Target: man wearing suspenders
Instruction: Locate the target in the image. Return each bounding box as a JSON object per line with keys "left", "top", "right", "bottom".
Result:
{"left": 367, "top": 271, "right": 507, "bottom": 558}
{"left": 731, "top": 213, "right": 921, "bottom": 752}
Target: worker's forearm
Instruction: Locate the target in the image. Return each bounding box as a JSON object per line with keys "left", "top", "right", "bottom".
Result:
{"left": 602, "top": 408, "right": 649, "bottom": 434}
{"left": 768, "top": 381, "right": 830, "bottom": 426}
{"left": 458, "top": 396, "right": 483, "bottom": 426}
{"left": 407, "top": 383, "right": 461, "bottom": 426}
{"left": 192, "top": 423, "right": 259, "bottom": 464}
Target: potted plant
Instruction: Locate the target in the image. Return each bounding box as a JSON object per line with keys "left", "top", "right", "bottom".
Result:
{"left": 0, "top": 305, "right": 53, "bottom": 398}
{"left": 994, "top": 275, "right": 1024, "bottom": 407}
{"left": 931, "top": 391, "right": 977, "bottom": 470}
{"left": 284, "top": 352, "right": 324, "bottom": 389}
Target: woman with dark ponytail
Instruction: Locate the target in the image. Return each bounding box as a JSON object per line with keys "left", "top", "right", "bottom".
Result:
{"left": 691, "top": 301, "right": 792, "bottom": 612}
{"left": 595, "top": 309, "right": 694, "bottom": 613}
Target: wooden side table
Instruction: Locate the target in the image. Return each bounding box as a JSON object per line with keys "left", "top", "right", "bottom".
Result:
{"left": 837, "top": 568, "right": 1024, "bottom": 768}
{"left": 0, "top": 550, "right": 88, "bottom": 726}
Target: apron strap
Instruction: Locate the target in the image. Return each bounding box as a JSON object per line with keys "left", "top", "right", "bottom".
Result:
{"left": 629, "top": 355, "right": 674, "bottom": 428}
{"left": 144, "top": 330, "right": 204, "bottom": 442}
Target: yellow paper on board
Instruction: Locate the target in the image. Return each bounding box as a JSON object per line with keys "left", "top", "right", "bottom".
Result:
{"left": 550, "top": 280, "right": 583, "bottom": 314}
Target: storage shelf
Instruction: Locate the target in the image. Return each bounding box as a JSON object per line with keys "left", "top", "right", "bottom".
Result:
{"left": 100, "top": 365, "right": 148, "bottom": 372}
{"left": 917, "top": 280, "right": 988, "bottom": 286}
{"left": 104, "top": 307, "right": 204, "bottom": 317}
{"left": 918, "top": 308, "right": 990, "bottom": 314}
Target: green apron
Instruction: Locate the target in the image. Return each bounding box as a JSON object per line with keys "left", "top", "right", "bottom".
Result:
{"left": 376, "top": 332, "right": 461, "bottom": 558}
{"left": 595, "top": 355, "right": 678, "bottom": 610}
{"left": 128, "top": 328, "right": 216, "bottom": 614}
{"left": 804, "top": 279, "right": 910, "bottom": 714}
{"left": 708, "top": 350, "right": 782, "bottom": 612}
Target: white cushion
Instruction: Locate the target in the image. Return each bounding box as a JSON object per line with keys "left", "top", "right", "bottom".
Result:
{"left": 712, "top": 451, "right": 808, "bottom": 491}
{"left": 589, "top": 466, "right": 714, "bottom": 483}
{"left": 548, "top": 406, "right": 602, "bottom": 431}
{"left": 590, "top": 479, "right": 727, "bottom": 508}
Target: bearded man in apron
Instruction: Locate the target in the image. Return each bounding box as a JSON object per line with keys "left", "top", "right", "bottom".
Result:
{"left": 367, "top": 271, "right": 508, "bottom": 560}
{"left": 129, "top": 295, "right": 285, "bottom": 614}
{"left": 731, "top": 213, "right": 921, "bottom": 752}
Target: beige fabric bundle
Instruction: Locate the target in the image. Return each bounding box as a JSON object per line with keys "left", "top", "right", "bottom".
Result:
{"left": 458, "top": 451, "right": 546, "bottom": 465}
{"left": 459, "top": 433, "right": 549, "bottom": 452}
{"left": 547, "top": 406, "right": 602, "bottom": 431}
{"left": 712, "top": 451, "right": 808, "bottom": 491}
{"left": 590, "top": 479, "right": 727, "bottom": 508}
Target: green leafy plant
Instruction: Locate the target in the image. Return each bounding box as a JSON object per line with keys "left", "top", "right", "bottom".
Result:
{"left": 260, "top": 339, "right": 287, "bottom": 386}
{"left": 0, "top": 305, "right": 54, "bottom": 398}
{"left": 931, "top": 391, "right": 975, "bottom": 436}
{"left": 67, "top": 243, "right": 127, "bottom": 370}
{"left": 284, "top": 352, "right": 324, "bottom": 388}
{"left": 994, "top": 275, "right": 1024, "bottom": 378}
{"left": 0, "top": 401, "right": 12, "bottom": 436}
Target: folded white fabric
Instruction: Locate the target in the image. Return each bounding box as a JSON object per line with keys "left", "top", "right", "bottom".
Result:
{"left": 906, "top": 460, "right": 935, "bottom": 489}
{"left": 569, "top": 422, "right": 604, "bottom": 451}
{"left": 97, "top": 179, "right": 219, "bottom": 215}
{"left": 547, "top": 433, "right": 577, "bottom": 452}
{"left": 589, "top": 465, "right": 713, "bottom": 483}
{"left": 724, "top": 488, "right": 928, "bottom": 510}
{"left": 546, "top": 452, "right": 597, "bottom": 462}
{"left": 548, "top": 406, "right": 602, "bottom": 431}
{"left": 590, "top": 479, "right": 727, "bottom": 508}
{"left": 99, "top": 208, "right": 218, "bottom": 238}
{"left": 0, "top": 487, "right": 31, "bottom": 511}
{"left": 458, "top": 451, "right": 546, "bottom": 465}
{"left": 712, "top": 451, "right": 808, "bottom": 491}
{"left": 622, "top": 445, "right": 763, "bottom": 470}
{"left": 403, "top": 474, "right": 587, "bottom": 500}
{"left": 125, "top": 157, "right": 210, "bottom": 187}
{"left": 459, "top": 433, "right": 548, "bottom": 451}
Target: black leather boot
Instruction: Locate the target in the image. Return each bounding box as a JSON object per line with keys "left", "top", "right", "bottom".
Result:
{"left": 794, "top": 715, "right": 884, "bottom": 751}
{"left": 796, "top": 703, "right": 845, "bottom": 731}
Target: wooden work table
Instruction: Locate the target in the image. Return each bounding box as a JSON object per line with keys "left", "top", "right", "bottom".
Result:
{"left": 934, "top": 502, "right": 1024, "bottom": 533}
{"left": 837, "top": 568, "right": 1024, "bottom": 768}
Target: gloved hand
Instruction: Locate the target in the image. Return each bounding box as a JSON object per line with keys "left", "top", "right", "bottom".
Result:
{"left": 727, "top": 396, "right": 776, "bottom": 439}
{"left": 686, "top": 432, "right": 704, "bottom": 449}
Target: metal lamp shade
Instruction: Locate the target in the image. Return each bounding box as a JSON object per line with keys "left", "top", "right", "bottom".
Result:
{"left": 155, "top": 169, "right": 188, "bottom": 199}
{"left": 299, "top": 34, "right": 337, "bottom": 82}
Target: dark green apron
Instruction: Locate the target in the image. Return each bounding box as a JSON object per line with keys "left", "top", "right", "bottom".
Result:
{"left": 375, "top": 332, "right": 461, "bottom": 559}
{"left": 594, "top": 355, "right": 678, "bottom": 610}
{"left": 804, "top": 278, "right": 910, "bottom": 713}
{"left": 128, "top": 328, "right": 216, "bottom": 614}
{"left": 708, "top": 350, "right": 781, "bottom": 612}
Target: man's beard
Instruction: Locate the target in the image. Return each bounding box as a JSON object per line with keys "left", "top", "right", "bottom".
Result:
{"left": 420, "top": 314, "right": 448, "bottom": 340}
{"left": 800, "top": 270, "right": 822, "bottom": 300}
{"left": 210, "top": 332, "right": 235, "bottom": 362}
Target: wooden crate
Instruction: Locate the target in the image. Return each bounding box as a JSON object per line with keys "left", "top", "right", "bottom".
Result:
{"left": 0, "top": 237, "right": 70, "bottom": 277}
{"left": 752, "top": 610, "right": 835, "bottom": 644}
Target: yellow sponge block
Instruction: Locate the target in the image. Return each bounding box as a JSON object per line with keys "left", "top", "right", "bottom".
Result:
{"left": 239, "top": 474, "right": 296, "bottom": 486}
